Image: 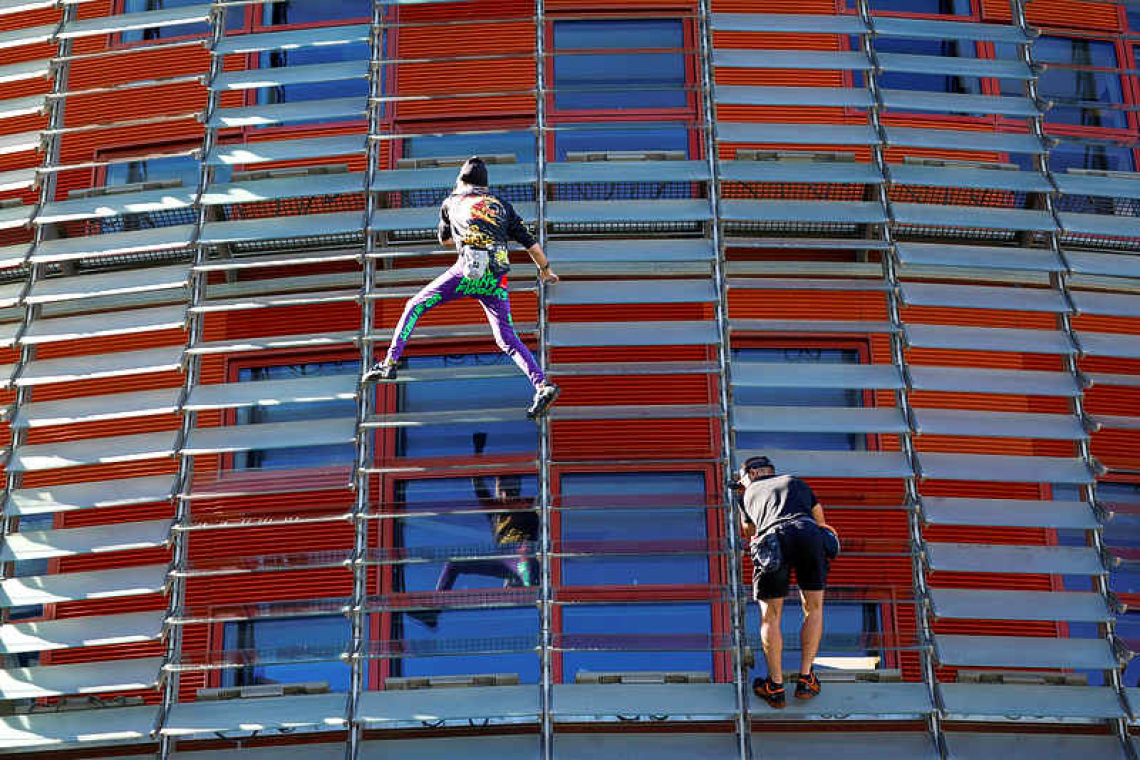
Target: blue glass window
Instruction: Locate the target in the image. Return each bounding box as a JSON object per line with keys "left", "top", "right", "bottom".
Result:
{"left": 744, "top": 601, "right": 883, "bottom": 676}
{"left": 1047, "top": 140, "right": 1135, "bottom": 174}
{"left": 553, "top": 20, "right": 687, "bottom": 110}
{"left": 257, "top": 42, "right": 371, "bottom": 105}
{"left": 554, "top": 125, "right": 689, "bottom": 161}
{"left": 7, "top": 513, "right": 53, "bottom": 623}
{"left": 732, "top": 347, "right": 863, "bottom": 451}
{"left": 11, "top": 513, "right": 52, "bottom": 580}
{"left": 553, "top": 125, "right": 691, "bottom": 201}
{"left": 396, "top": 354, "right": 535, "bottom": 458}
{"left": 263, "top": 0, "right": 371, "bottom": 26}
{"left": 1097, "top": 483, "right": 1140, "bottom": 686}
{"left": 560, "top": 603, "right": 714, "bottom": 681}
{"left": 854, "top": 0, "right": 971, "bottom": 13}
{"left": 400, "top": 132, "right": 536, "bottom": 207}
{"left": 389, "top": 477, "right": 540, "bottom": 682}
{"left": 222, "top": 615, "right": 351, "bottom": 691}
{"left": 403, "top": 132, "right": 537, "bottom": 164}
{"left": 121, "top": 0, "right": 243, "bottom": 43}
{"left": 859, "top": 36, "right": 982, "bottom": 97}
{"left": 105, "top": 154, "right": 204, "bottom": 190}
{"left": 998, "top": 37, "right": 1126, "bottom": 130}
{"left": 101, "top": 155, "right": 225, "bottom": 233}
{"left": 236, "top": 360, "right": 358, "bottom": 470}
{"left": 558, "top": 472, "right": 708, "bottom": 586}
{"left": 1055, "top": 482, "right": 1137, "bottom": 686}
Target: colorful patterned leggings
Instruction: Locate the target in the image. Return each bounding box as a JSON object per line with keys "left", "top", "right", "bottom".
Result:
{"left": 384, "top": 263, "right": 546, "bottom": 388}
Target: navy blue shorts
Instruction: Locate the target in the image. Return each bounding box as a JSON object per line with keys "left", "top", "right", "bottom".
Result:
{"left": 753, "top": 520, "right": 830, "bottom": 600}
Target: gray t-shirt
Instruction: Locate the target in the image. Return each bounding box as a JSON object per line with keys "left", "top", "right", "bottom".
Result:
{"left": 739, "top": 474, "right": 818, "bottom": 535}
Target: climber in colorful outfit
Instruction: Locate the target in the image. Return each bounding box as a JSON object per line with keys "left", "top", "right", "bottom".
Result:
{"left": 363, "top": 156, "right": 561, "bottom": 419}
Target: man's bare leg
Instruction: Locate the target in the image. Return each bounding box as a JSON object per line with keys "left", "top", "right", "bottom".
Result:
{"left": 758, "top": 596, "right": 784, "bottom": 683}
{"left": 799, "top": 589, "right": 825, "bottom": 676}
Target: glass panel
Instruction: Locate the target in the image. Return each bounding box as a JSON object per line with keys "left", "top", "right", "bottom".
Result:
{"left": 1100, "top": 483, "right": 1140, "bottom": 685}
{"left": 102, "top": 155, "right": 230, "bottom": 233}
{"left": 861, "top": 37, "right": 982, "bottom": 98}
{"left": 11, "top": 513, "right": 51, "bottom": 579}
{"left": 744, "top": 601, "right": 884, "bottom": 675}
{"left": 263, "top": 0, "right": 372, "bottom": 26}
{"left": 732, "top": 347, "right": 863, "bottom": 451}
{"left": 403, "top": 132, "right": 537, "bottom": 164}
{"left": 122, "top": 0, "right": 242, "bottom": 43}
{"left": 853, "top": 0, "right": 972, "bottom": 13}
{"left": 256, "top": 42, "right": 371, "bottom": 105}
{"left": 1046, "top": 141, "right": 1135, "bottom": 174}
{"left": 387, "top": 477, "right": 540, "bottom": 682}
{"left": 553, "top": 125, "right": 689, "bottom": 161}
{"left": 8, "top": 514, "right": 50, "bottom": 623}
{"left": 398, "top": 132, "right": 536, "bottom": 207}
{"left": 235, "top": 360, "right": 358, "bottom": 470}
{"left": 998, "top": 37, "right": 1126, "bottom": 130}
{"left": 553, "top": 20, "right": 686, "bottom": 110}
{"left": 558, "top": 472, "right": 708, "bottom": 586}
{"left": 221, "top": 615, "right": 352, "bottom": 691}
{"left": 559, "top": 603, "right": 715, "bottom": 681}
{"left": 553, "top": 125, "right": 692, "bottom": 201}
{"left": 105, "top": 154, "right": 206, "bottom": 191}
{"left": 396, "top": 354, "right": 535, "bottom": 459}
{"left": 389, "top": 608, "right": 540, "bottom": 681}
{"left": 1055, "top": 482, "right": 1134, "bottom": 687}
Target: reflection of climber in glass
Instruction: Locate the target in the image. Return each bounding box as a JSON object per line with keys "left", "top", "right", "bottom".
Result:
{"left": 411, "top": 433, "right": 538, "bottom": 629}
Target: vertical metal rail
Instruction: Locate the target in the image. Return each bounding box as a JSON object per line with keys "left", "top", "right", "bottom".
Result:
{"left": 855, "top": 2, "right": 946, "bottom": 756}
{"left": 345, "top": 3, "right": 387, "bottom": 759}
{"left": 0, "top": 0, "right": 74, "bottom": 625}
{"left": 1007, "top": 2, "right": 1135, "bottom": 756}
{"left": 534, "top": 2, "right": 554, "bottom": 758}
{"left": 157, "top": 4, "right": 226, "bottom": 756}
{"left": 695, "top": 3, "right": 751, "bottom": 759}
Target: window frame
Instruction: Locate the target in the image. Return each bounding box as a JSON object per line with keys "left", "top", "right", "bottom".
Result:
{"left": 997, "top": 31, "right": 1135, "bottom": 135}
{"left": 111, "top": 0, "right": 254, "bottom": 49}
{"left": 249, "top": 0, "right": 374, "bottom": 34}
{"left": 543, "top": 13, "right": 700, "bottom": 125}
{"left": 729, "top": 336, "right": 878, "bottom": 452}
{"left": 374, "top": 463, "right": 543, "bottom": 689}
{"left": 548, "top": 462, "right": 729, "bottom": 684}
{"left": 217, "top": 346, "right": 361, "bottom": 484}
{"left": 235, "top": 5, "right": 391, "bottom": 138}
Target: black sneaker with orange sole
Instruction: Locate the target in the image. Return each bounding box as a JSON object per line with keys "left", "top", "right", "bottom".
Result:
{"left": 795, "top": 671, "right": 821, "bottom": 700}
{"left": 752, "top": 676, "right": 785, "bottom": 709}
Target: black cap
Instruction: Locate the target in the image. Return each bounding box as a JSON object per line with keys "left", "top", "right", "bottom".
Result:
{"left": 458, "top": 156, "right": 488, "bottom": 187}
{"left": 743, "top": 455, "right": 773, "bottom": 471}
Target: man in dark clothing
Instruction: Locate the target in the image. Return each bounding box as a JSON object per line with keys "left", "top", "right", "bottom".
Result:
{"left": 410, "top": 433, "right": 539, "bottom": 630}
{"left": 362, "top": 156, "right": 561, "bottom": 419}
{"left": 736, "top": 455, "right": 838, "bottom": 708}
